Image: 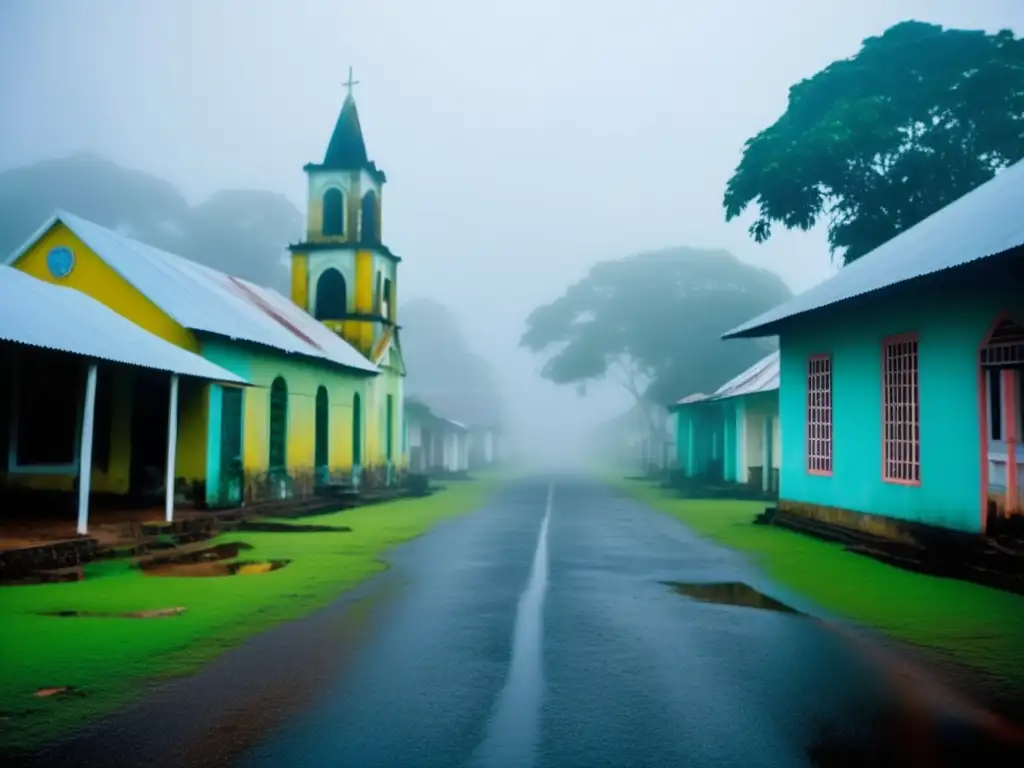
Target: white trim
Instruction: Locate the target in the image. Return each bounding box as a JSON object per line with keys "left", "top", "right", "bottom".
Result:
{"left": 76, "top": 363, "right": 98, "bottom": 535}
{"left": 164, "top": 374, "right": 179, "bottom": 522}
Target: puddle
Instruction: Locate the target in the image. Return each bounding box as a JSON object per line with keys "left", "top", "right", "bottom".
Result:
{"left": 32, "top": 686, "right": 82, "bottom": 699}
{"left": 239, "top": 521, "right": 352, "bottom": 533}
{"left": 663, "top": 581, "right": 801, "bottom": 614}
{"left": 137, "top": 542, "right": 254, "bottom": 571}
{"left": 43, "top": 607, "right": 187, "bottom": 619}
{"left": 143, "top": 559, "right": 291, "bottom": 578}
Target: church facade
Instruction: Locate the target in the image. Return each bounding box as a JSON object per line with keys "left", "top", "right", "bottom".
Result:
{"left": 1, "top": 79, "right": 406, "bottom": 511}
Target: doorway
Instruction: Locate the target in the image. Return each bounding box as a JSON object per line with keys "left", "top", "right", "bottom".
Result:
{"left": 219, "top": 386, "right": 244, "bottom": 506}
{"left": 130, "top": 373, "right": 170, "bottom": 497}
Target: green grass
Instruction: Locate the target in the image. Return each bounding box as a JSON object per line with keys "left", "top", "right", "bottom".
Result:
{"left": 0, "top": 478, "right": 499, "bottom": 751}
{"left": 614, "top": 478, "right": 1024, "bottom": 692}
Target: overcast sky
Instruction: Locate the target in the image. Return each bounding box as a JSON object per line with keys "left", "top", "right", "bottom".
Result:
{"left": 1, "top": 0, "right": 1021, "bottom": 462}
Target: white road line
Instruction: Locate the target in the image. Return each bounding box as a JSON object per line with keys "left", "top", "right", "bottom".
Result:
{"left": 470, "top": 481, "right": 553, "bottom": 768}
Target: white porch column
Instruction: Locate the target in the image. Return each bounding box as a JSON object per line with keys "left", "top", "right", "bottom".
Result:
{"left": 762, "top": 415, "right": 771, "bottom": 494}
{"left": 76, "top": 363, "right": 99, "bottom": 535}
{"left": 165, "top": 374, "right": 179, "bottom": 522}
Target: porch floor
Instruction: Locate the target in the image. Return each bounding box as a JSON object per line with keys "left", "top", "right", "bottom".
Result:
{"left": 0, "top": 507, "right": 209, "bottom": 552}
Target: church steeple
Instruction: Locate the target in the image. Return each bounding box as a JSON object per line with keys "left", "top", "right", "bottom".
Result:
{"left": 288, "top": 68, "right": 401, "bottom": 363}
{"left": 321, "top": 69, "right": 369, "bottom": 170}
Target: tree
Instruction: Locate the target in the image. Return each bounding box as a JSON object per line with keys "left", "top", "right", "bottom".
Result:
{"left": 0, "top": 155, "right": 298, "bottom": 293}
{"left": 520, "top": 247, "right": 791, "bottom": 463}
{"left": 723, "top": 21, "right": 1024, "bottom": 265}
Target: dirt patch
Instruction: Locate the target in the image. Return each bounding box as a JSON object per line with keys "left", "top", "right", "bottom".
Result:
{"left": 43, "top": 607, "right": 187, "bottom": 619}
{"left": 238, "top": 521, "right": 352, "bottom": 533}
{"left": 143, "top": 559, "right": 291, "bottom": 578}
{"left": 663, "top": 581, "right": 802, "bottom": 614}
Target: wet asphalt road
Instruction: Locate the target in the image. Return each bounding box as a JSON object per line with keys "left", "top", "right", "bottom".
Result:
{"left": 24, "top": 475, "right": 1024, "bottom": 768}
{"left": 230, "top": 476, "right": 901, "bottom": 768}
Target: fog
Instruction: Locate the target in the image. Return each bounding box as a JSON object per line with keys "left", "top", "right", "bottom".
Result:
{"left": 1, "top": 0, "right": 1020, "bottom": 464}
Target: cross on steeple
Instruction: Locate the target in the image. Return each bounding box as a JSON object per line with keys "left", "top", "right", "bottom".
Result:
{"left": 344, "top": 66, "right": 360, "bottom": 99}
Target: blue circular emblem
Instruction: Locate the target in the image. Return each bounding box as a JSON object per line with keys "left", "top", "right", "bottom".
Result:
{"left": 46, "top": 247, "right": 75, "bottom": 278}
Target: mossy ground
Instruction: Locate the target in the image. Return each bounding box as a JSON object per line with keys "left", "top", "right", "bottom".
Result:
{"left": 614, "top": 478, "right": 1024, "bottom": 693}
{"left": 0, "top": 478, "right": 498, "bottom": 751}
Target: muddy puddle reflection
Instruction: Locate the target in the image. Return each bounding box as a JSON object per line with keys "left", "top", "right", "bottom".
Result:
{"left": 663, "top": 580, "right": 802, "bottom": 614}
{"left": 142, "top": 559, "right": 291, "bottom": 578}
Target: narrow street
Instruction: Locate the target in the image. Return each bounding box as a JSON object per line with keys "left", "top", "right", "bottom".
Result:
{"left": 25, "top": 477, "right": 1024, "bottom": 768}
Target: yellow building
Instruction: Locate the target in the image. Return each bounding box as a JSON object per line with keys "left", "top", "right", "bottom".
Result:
{"left": 2, "top": 75, "right": 407, "bottom": 511}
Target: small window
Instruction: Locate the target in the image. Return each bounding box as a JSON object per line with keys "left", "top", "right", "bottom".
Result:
{"left": 882, "top": 336, "right": 920, "bottom": 483}
{"left": 382, "top": 278, "right": 392, "bottom": 320}
{"left": 361, "top": 191, "right": 379, "bottom": 243}
{"left": 989, "top": 369, "right": 1003, "bottom": 441}
{"left": 322, "top": 188, "right": 345, "bottom": 236}
{"left": 806, "top": 355, "right": 832, "bottom": 474}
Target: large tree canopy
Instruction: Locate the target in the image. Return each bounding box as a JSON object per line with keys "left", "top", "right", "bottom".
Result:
{"left": 723, "top": 21, "right": 1024, "bottom": 265}
{"left": 519, "top": 247, "right": 790, "bottom": 407}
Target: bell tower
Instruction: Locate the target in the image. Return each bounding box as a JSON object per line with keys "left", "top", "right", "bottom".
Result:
{"left": 289, "top": 68, "right": 400, "bottom": 361}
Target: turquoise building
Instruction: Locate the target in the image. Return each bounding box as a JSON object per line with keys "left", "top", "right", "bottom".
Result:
{"left": 672, "top": 352, "right": 780, "bottom": 493}
{"left": 724, "top": 160, "right": 1024, "bottom": 536}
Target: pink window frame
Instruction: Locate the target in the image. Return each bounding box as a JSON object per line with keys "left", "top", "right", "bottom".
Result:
{"left": 806, "top": 354, "right": 833, "bottom": 476}
{"left": 881, "top": 332, "right": 921, "bottom": 486}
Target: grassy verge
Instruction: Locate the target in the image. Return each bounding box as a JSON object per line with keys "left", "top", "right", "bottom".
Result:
{"left": 613, "top": 477, "right": 1024, "bottom": 692}
{"left": 0, "top": 478, "right": 499, "bottom": 751}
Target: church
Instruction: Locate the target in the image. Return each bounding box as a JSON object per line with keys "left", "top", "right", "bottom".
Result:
{"left": 0, "top": 76, "right": 406, "bottom": 521}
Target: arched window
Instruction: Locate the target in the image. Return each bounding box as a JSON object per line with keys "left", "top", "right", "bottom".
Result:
{"left": 268, "top": 377, "right": 288, "bottom": 476}
{"left": 315, "top": 268, "right": 347, "bottom": 320}
{"left": 352, "top": 392, "right": 363, "bottom": 466}
{"left": 322, "top": 188, "right": 344, "bottom": 236}
{"left": 360, "top": 191, "right": 378, "bottom": 243}
{"left": 315, "top": 386, "right": 329, "bottom": 479}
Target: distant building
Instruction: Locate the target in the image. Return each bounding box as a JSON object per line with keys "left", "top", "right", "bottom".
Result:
{"left": 405, "top": 398, "right": 470, "bottom": 475}
{"left": 724, "top": 159, "right": 1024, "bottom": 536}
{"left": 671, "top": 352, "right": 780, "bottom": 494}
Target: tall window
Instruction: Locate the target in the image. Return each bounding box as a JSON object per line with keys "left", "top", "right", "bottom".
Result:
{"left": 314, "top": 268, "right": 347, "bottom": 320}
{"left": 361, "top": 191, "right": 379, "bottom": 243}
{"left": 268, "top": 376, "right": 288, "bottom": 476}
{"left": 315, "top": 386, "right": 329, "bottom": 475}
{"left": 807, "top": 355, "right": 833, "bottom": 474}
{"left": 352, "top": 392, "right": 363, "bottom": 466}
{"left": 386, "top": 394, "right": 394, "bottom": 461}
{"left": 322, "top": 188, "right": 345, "bottom": 236}
{"left": 882, "top": 336, "right": 920, "bottom": 483}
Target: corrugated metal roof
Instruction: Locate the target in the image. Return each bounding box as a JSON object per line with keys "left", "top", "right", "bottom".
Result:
{"left": 0, "top": 267, "right": 246, "bottom": 383}
{"left": 5, "top": 211, "right": 378, "bottom": 374}
{"left": 708, "top": 351, "right": 779, "bottom": 400}
{"left": 674, "top": 392, "right": 709, "bottom": 405}
{"left": 724, "top": 159, "right": 1024, "bottom": 339}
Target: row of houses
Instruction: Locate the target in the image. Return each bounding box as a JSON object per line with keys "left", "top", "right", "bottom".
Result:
{"left": 405, "top": 397, "right": 502, "bottom": 475}
{"left": 670, "top": 158, "right": 1024, "bottom": 536}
